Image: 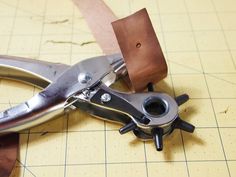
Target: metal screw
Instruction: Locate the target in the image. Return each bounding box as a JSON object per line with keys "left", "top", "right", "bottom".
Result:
{"left": 78, "top": 72, "right": 92, "bottom": 84}
{"left": 101, "top": 93, "right": 111, "bottom": 103}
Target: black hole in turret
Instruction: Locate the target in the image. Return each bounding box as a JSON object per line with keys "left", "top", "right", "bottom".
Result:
{"left": 143, "top": 98, "right": 166, "bottom": 117}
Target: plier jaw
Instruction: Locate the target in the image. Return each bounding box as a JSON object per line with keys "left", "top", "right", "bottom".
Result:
{"left": 0, "top": 54, "right": 194, "bottom": 151}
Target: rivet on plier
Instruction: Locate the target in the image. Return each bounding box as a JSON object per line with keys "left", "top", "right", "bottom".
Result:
{"left": 78, "top": 72, "right": 92, "bottom": 84}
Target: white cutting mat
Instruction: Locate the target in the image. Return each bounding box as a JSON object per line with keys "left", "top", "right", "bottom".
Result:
{"left": 0, "top": 0, "right": 235, "bottom": 176}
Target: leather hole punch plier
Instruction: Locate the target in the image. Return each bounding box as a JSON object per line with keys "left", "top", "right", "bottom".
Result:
{"left": 0, "top": 54, "right": 194, "bottom": 151}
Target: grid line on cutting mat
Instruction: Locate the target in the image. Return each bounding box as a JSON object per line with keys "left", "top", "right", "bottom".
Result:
{"left": 155, "top": 1, "right": 190, "bottom": 177}
{"left": 182, "top": 0, "right": 231, "bottom": 176}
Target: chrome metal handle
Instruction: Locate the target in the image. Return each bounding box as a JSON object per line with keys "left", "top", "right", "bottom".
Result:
{"left": 0, "top": 55, "right": 69, "bottom": 88}
{"left": 0, "top": 92, "right": 66, "bottom": 133}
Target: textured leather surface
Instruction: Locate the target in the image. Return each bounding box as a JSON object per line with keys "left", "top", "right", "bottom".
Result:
{"left": 112, "top": 9, "right": 168, "bottom": 91}
{"left": 73, "top": 1, "right": 167, "bottom": 91}
{"left": 0, "top": 133, "right": 19, "bottom": 177}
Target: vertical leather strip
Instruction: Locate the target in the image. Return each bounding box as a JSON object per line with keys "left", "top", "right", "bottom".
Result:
{"left": 72, "top": 0, "right": 120, "bottom": 55}
{"left": 0, "top": 133, "right": 19, "bottom": 177}
{"left": 112, "top": 9, "right": 168, "bottom": 91}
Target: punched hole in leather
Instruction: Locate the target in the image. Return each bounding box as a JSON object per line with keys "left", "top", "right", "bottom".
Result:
{"left": 112, "top": 8, "right": 168, "bottom": 92}
{"left": 73, "top": 0, "right": 167, "bottom": 92}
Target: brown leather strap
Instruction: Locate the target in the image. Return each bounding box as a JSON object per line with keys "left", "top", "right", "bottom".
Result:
{"left": 73, "top": 1, "right": 167, "bottom": 91}
{"left": 0, "top": 133, "right": 19, "bottom": 177}
{"left": 112, "top": 9, "right": 167, "bottom": 91}
{"left": 72, "top": 0, "right": 120, "bottom": 55}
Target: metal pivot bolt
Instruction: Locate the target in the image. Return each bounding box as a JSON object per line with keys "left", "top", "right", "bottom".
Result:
{"left": 78, "top": 72, "right": 92, "bottom": 84}
{"left": 101, "top": 93, "right": 111, "bottom": 103}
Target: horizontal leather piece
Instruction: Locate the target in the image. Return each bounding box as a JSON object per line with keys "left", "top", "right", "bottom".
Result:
{"left": 0, "top": 133, "right": 19, "bottom": 177}
{"left": 112, "top": 8, "right": 168, "bottom": 91}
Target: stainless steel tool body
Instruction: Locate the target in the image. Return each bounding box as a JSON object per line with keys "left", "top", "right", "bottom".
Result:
{"left": 0, "top": 54, "right": 194, "bottom": 151}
